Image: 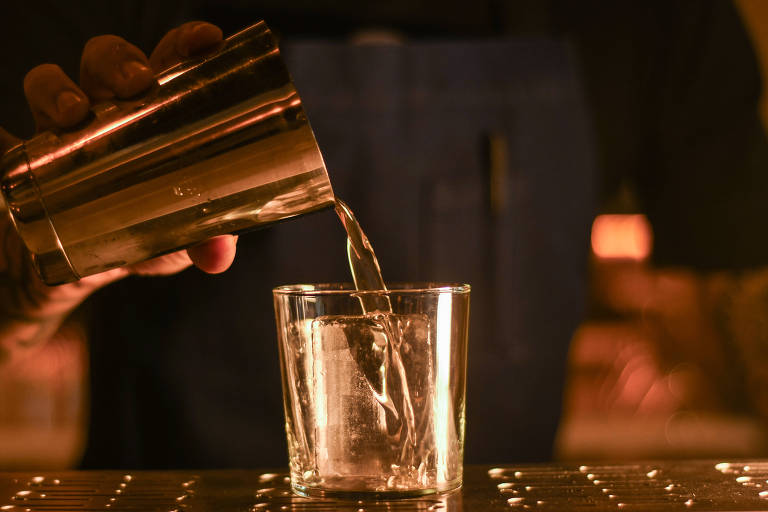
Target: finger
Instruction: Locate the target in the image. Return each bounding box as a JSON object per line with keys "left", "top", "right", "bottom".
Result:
{"left": 186, "top": 234, "right": 237, "bottom": 274}
{"left": 79, "top": 35, "right": 155, "bottom": 102}
{"left": 127, "top": 250, "right": 193, "bottom": 276}
{"left": 23, "top": 64, "right": 90, "bottom": 131}
{"left": 149, "top": 21, "right": 223, "bottom": 73}
{"left": 0, "top": 127, "right": 21, "bottom": 154}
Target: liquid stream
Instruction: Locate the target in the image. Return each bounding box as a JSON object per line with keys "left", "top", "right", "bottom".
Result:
{"left": 331, "top": 199, "right": 421, "bottom": 487}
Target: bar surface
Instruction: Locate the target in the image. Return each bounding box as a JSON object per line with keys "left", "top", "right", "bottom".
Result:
{"left": 4, "top": 461, "right": 768, "bottom": 511}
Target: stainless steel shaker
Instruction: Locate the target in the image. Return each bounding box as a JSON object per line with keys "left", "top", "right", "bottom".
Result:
{"left": 0, "top": 21, "right": 334, "bottom": 285}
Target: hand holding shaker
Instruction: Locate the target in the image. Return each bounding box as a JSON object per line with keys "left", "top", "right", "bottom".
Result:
{"left": 0, "top": 21, "right": 333, "bottom": 285}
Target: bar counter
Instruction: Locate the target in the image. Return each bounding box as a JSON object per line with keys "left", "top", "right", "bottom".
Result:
{"left": 4, "top": 460, "right": 768, "bottom": 511}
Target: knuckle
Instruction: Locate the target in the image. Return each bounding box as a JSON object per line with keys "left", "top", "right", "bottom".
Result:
{"left": 83, "top": 35, "right": 131, "bottom": 64}
{"left": 23, "top": 63, "right": 63, "bottom": 92}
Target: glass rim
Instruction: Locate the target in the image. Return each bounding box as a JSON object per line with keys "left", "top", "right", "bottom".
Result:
{"left": 273, "top": 282, "right": 470, "bottom": 296}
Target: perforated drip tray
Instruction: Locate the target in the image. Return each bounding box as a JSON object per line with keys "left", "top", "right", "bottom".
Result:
{"left": 4, "top": 461, "right": 768, "bottom": 511}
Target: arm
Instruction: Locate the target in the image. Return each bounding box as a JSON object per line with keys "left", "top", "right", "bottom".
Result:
{"left": 0, "top": 21, "right": 233, "bottom": 366}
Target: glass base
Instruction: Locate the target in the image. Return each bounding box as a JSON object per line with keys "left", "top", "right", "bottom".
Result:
{"left": 291, "top": 480, "right": 462, "bottom": 500}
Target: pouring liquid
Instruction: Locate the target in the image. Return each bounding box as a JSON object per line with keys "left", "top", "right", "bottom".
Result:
{"left": 332, "top": 198, "right": 422, "bottom": 487}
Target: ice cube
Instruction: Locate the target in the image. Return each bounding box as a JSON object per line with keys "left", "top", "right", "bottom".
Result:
{"left": 311, "top": 315, "right": 391, "bottom": 476}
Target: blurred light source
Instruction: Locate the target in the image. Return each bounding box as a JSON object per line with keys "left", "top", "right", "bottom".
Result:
{"left": 591, "top": 214, "right": 652, "bottom": 261}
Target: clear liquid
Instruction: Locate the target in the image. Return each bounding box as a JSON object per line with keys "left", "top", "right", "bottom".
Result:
{"left": 329, "top": 198, "right": 424, "bottom": 489}
{"left": 334, "top": 199, "right": 391, "bottom": 313}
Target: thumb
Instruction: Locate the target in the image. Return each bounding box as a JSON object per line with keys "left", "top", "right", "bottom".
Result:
{"left": 0, "top": 127, "right": 21, "bottom": 155}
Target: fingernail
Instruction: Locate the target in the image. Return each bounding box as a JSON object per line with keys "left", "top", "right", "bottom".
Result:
{"left": 121, "top": 60, "right": 151, "bottom": 81}
{"left": 56, "top": 91, "right": 83, "bottom": 115}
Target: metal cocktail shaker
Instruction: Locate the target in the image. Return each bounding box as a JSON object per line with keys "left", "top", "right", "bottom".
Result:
{"left": 0, "top": 21, "right": 334, "bottom": 285}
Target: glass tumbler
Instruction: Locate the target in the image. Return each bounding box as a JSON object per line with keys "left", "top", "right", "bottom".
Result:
{"left": 273, "top": 283, "right": 470, "bottom": 498}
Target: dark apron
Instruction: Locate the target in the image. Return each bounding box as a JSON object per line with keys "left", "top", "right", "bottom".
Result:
{"left": 83, "top": 38, "right": 597, "bottom": 468}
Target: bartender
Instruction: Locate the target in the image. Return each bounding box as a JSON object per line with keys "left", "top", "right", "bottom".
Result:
{"left": 1, "top": 0, "right": 767, "bottom": 468}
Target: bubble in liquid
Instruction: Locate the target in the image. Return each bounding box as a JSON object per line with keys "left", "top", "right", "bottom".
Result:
{"left": 508, "top": 497, "right": 524, "bottom": 506}
{"left": 29, "top": 477, "right": 44, "bottom": 485}
{"left": 760, "top": 490, "right": 768, "bottom": 498}
{"left": 685, "top": 499, "right": 695, "bottom": 507}
{"left": 646, "top": 469, "right": 659, "bottom": 478}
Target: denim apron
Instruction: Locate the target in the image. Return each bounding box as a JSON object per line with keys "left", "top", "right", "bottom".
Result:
{"left": 83, "top": 38, "right": 597, "bottom": 468}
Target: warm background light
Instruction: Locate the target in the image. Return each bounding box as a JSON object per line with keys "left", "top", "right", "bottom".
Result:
{"left": 590, "top": 214, "right": 653, "bottom": 261}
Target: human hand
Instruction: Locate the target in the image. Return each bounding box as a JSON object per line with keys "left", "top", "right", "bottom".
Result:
{"left": 0, "top": 22, "right": 234, "bottom": 352}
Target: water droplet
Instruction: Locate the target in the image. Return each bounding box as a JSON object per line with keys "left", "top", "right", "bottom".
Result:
{"left": 508, "top": 497, "right": 524, "bottom": 506}
{"left": 665, "top": 484, "right": 675, "bottom": 491}
{"left": 760, "top": 491, "right": 768, "bottom": 498}
{"left": 745, "top": 466, "right": 752, "bottom": 472}
{"left": 715, "top": 462, "right": 733, "bottom": 473}
{"left": 259, "top": 473, "right": 278, "bottom": 483}
{"left": 514, "top": 471, "right": 523, "bottom": 479}
{"left": 1, "top": 506, "right": 15, "bottom": 510}
{"left": 685, "top": 499, "right": 694, "bottom": 507}
{"left": 617, "top": 503, "right": 626, "bottom": 508}
{"left": 608, "top": 495, "right": 617, "bottom": 499}
{"left": 646, "top": 469, "right": 659, "bottom": 478}
{"left": 39, "top": 494, "right": 45, "bottom": 499}
{"left": 488, "top": 468, "right": 506, "bottom": 478}
{"left": 498, "top": 482, "right": 515, "bottom": 490}
{"left": 14, "top": 492, "right": 30, "bottom": 499}
{"left": 123, "top": 475, "right": 133, "bottom": 482}
{"left": 51, "top": 479, "right": 60, "bottom": 485}
{"left": 587, "top": 473, "right": 596, "bottom": 480}
{"left": 579, "top": 465, "right": 589, "bottom": 472}
{"left": 357, "top": 509, "right": 365, "bottom": 512}
{"left": 737, "top": 476, "right": 752, "bottom": 483}
{"left": 29, "top": 477, "right": 44, "bottom": 485}
{"left": 119, "top": 483, "right": 127, "bottom": 488}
